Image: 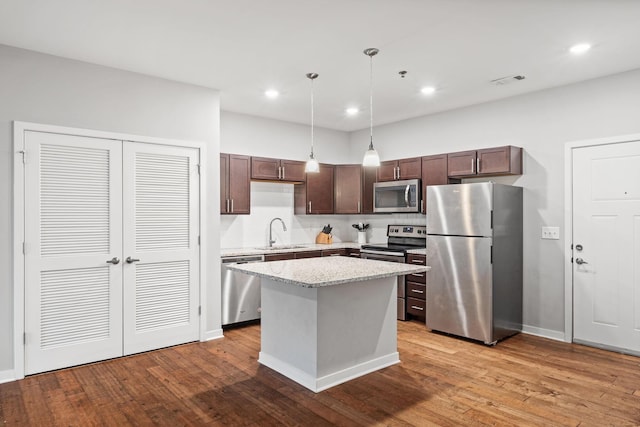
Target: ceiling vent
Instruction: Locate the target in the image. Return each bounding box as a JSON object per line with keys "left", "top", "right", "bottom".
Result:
{"left": 490, "top": 75, "right": 526, "bottom": 86}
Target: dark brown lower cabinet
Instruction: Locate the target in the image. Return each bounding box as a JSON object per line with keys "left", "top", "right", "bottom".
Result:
{"left": 406, "top": 254, "right": 426, "bottom": 320}
{"left": 321, "top": 248, "right": 347, "bottom": 257}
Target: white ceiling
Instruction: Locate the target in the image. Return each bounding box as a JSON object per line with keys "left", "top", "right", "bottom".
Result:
{"left": 2, "top": 0, "right": 640, "bottom": 132}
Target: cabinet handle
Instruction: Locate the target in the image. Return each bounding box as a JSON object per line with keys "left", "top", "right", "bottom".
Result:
{"left": 308, "top": 201, "right": 312, "bottom": 212}
{"left": 278, "top": 166, "right": 282, "bottom": 179}
{"left": 471, "top": 158, "right": 475, "bottom": 174}
{"left": 282, "top": 166, "right": 285, "bottom": 180}
{"left": 396, "top": 167, "right": 400, "bottom": 180}
{"left": 477, "top": 158, "right": 480, "bottom": 173}
{"left": 231, "top": 199, "right": 234, "bottom": 213}
{"left": 357, "top": 201, "right": 361, "bottom": 213}
{"left": 411, "top": 305, "right": 424, "bottom": 311}
{"left": 410, "top": 289, "right": 424, "bottom": 294}
{"left": 421, "top": 199, "right": 424, "bottom": 214}
{"left": 226, "top": 199, "right": 230, "bottom": 213}
{"left": 411, "top": 259, "right": 425, "bottom": 264}
{"left": 411, "top": 273, "right": 424, "bottom": 277}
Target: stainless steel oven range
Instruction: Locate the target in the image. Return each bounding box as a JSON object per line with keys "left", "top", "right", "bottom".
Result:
{"left": 360, "top": 225, "right": 426, "bottom": 320}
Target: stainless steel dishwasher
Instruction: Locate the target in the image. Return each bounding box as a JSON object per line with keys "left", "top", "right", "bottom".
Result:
{"left": 221, "top": 254, "right": 264, "bottom": 326}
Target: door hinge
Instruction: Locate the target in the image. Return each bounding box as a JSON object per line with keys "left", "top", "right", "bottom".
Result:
{"left": 198, "top": 306, "right": 202, "bottom": 316}
{"left": 490, "top": 210, "right": 493, "bottom": 229}
{"left": 571, "top": 257, "right": 574, "bottom": 263}
{"left": 198, "top": 235, "right": 201, "bottom": 246}
{"left": 197, "top": 164, "right": 201, "bottom": 175}
{"left": 23, "top": 332, "right": 26, "bottom": 345}
{"left": 490, "top": 245, "right": 493, "bottom": 264}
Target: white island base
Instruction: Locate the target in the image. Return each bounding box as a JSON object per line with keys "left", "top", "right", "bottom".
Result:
{"left": 259, "top": 276, "right": 399, "bottom": 393}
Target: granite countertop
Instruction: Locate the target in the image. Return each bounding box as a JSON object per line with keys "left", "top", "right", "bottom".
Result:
{"left": 221, "top": 242, "right": 369, "bottom": 258}
{"left": 227, "top": 256, "right": 429, "bottom": 288}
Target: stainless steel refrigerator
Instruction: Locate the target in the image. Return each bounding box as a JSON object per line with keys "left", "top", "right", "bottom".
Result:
{"left": 426, "top": 183, "right": 522, "bottom": 344}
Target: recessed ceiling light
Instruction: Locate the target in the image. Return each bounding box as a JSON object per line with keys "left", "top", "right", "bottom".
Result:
{"left": 264, "top": 89, "right": 279, "bottom": 99}
{"left": 346, "top": 107, "right": 359, "bottom": 115}
{"left": 421, "top": 86, "right": 436, "bottom": 95}
{"left": 569, "top": 43, "right": 591, "bottom": 55}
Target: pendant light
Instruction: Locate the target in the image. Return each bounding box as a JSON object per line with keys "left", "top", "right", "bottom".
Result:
{"left": 304, "top": 72, "right": 320, "bottom": 173}
{"left": 362, "top": 48, "right": 381, "bottom": 167}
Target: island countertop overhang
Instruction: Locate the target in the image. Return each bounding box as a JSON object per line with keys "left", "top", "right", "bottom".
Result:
{"left": 227, "top": 256, "right": 429, "bottom": 288}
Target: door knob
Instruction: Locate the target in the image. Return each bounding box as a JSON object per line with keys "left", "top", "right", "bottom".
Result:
{"left": 575, "top": 258, "right": 588, "bottom": 265}
{"left": 106, "top": 257, "right": 120, "bottom": 265}
{"left": 126, "top": 256, "right": 140, "bottom": 264}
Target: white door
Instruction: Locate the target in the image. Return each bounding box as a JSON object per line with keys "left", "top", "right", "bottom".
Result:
{"left": 572, "top": 140, "right": 640, "bottom": 354}
{"left": 24, "top": 132, "right": 201, "bottom": 374}
{"left": 122, "top": 142, "right": 200, "bottom": 355}
{"left": 24, "top": 131, "right": 123, "bottom": 374}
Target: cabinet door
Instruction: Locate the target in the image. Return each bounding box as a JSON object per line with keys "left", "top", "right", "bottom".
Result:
{"left": 220, "top": 153, "right": 229, "bottom": 213}
{"left": 398, "top": 157, "right": 422, "bottom": 180}
{"left": 447, "top": 150, "right": 477, "bottom": 177}
{"left": 251, "top": 156, "right": 280, "bottom": 180}
{"left": 421, "top": 154, "right": 449, "bottom": 214}
{"left": 477, "top": 146, "right": 522, "bottom": 176}
{"left": 281, "top": 159, "right": 306, "bottom": 182}
{"left": 361, "top": 166, "right": 377, "bottom": 214}
{"left": 228, "top": 154, "right": 251, "bottom": 214}
{"left": 335, "top": 164, "right": 362, "bottom": 214}
{"left": 307, "top": 164, "right": 334, "bottom": 214}
{"left": 322, "top": 248, "right": 346, "bottom": 257}
{"left": 377, "top": 160, "right": 398, "bottom": 181}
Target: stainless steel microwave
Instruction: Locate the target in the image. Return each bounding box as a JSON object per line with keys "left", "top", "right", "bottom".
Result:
{"left": 373, "top": 179, "right": 421, "bottom": 213}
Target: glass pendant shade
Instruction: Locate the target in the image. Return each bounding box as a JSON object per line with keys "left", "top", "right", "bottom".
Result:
{"left": 362, "top": 140, "right": 380, "bottom": 167}
{"left": 305, "top": 152, "right": 320, "bottom": 172}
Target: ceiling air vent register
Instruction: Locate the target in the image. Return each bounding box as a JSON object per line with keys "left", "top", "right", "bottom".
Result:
{"left": 490, "top": 75, "right": 526, "bottom": 86}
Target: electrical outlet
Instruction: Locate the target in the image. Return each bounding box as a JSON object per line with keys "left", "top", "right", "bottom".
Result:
{"left": 541, "top": 226, "right": 560, "bottom": 240}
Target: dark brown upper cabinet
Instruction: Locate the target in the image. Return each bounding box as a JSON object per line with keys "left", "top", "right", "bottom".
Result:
{"left": 420, "top": 154, "right": 449, "bottom": 214}
{"left": 220, "top": 153, "right": 251, "bottom": 215}
{"left": 377, "top": 157, "right": 422, "bottom": 182}
{"left": 251, "top": 156, "right": 306, "bottom": 182}
{"left": 334, "top": 164, "right": 377, "bottom": 214}
{"left": 294, "top": 163, "right": 334, "bottom": 214}
{"left": 448, "top": 146, "right": 522, "bottom": 178}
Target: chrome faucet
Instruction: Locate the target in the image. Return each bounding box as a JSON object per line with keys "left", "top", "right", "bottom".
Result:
{"left": 269, "top": 217, "right": 287, "bottom": 247}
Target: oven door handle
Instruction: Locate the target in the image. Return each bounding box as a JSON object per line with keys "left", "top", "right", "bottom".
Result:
{"left": 361, "top": 249, "right": 406, "bottom": 260}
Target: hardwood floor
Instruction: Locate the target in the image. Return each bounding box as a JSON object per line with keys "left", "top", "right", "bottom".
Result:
{"left": 2, "top": 321, "right": 639, "bottom": 426}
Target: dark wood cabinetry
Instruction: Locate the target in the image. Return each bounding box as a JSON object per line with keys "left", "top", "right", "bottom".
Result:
{"left": 264, "top": 250, "right": 323, "bottom": 261}
{"left": 294, "top": 163, "right": 334, "bottom": 214}
{"left": 321, "top": 248, "right": 347, "bottom": 257}
{"left": 335, "top": 164, "right": 376, "bottom": 214}
{"left": 405, "top": 253, "right": 427, "bottom": 320}
{"left": 377, "top": 157, "right": 421, "bottom": 182}
{"left": 448, "top": 146, "right": 522, "bottom": 178}
{"left": 220, "top": 153, "right": 251, "bottom": 215}
{"left": 251, "top": 157, "right": 306, "bottom": 182}
{"left": 420, "top": 154, "right": 449, "bottom": 214}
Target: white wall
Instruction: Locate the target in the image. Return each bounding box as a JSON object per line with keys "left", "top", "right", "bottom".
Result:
{"left": 349, "top": 68, "right": 640, "bottom": 337}
{"left": 0, "top": 45, "right": 221, "bottom": 376}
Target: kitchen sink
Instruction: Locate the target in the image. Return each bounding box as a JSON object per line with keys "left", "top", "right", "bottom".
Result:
{"left": 255, "top": 245, "right": 308, "bottom": 250}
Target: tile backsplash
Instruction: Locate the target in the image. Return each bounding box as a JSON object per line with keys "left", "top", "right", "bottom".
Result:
{"left": 220, "top": 181, "right": 426, "bottom": 249}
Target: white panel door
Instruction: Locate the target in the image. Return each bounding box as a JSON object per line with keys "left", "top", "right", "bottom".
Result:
{"left": 122, "top": 142, "right": 200, "bottom": 355}
{"left": 24, "top": 131, "right": 123, "bottom": 374}
{"left": 573, "top": 140, "right": 640, "bottom": 353}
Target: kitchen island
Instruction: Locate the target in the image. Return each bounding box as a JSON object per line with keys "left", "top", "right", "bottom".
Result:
{"left": 228, "top": 256, "right": 428, "bottom": 392}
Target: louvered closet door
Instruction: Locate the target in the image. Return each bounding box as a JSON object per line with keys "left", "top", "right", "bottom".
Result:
{"left": 24, "top": 131, "right": 123, "bottom": 375}
{"left": 122, "top": 142, "right": 200, "bottom": 355}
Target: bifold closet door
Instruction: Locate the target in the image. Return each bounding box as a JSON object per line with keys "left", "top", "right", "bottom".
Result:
{"left": 122, "top": 142, "right": 200, "bottom": 355}
{"left": 24, "top": 131, "right": 123, "bottom": 375}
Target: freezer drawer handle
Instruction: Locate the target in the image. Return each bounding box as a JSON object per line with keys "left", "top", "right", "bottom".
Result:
{"left": 410, "top": 305, "right": 424, "bottom": 311}
{"left": 410, "top": 289, "right": 424, "bottom": 294}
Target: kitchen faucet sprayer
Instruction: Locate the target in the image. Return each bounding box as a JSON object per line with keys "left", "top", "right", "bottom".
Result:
{"left": 269, "top": 217, "right": 287, "bottom": 247}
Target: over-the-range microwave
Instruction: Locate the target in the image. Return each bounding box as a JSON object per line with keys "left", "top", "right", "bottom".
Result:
{"left": 373, "top": 178, "right": 421, "bottom": 213}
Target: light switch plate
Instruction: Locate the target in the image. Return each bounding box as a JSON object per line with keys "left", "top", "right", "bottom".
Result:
{"left": 541, "top": 226, "right": 560, "bottom": 240}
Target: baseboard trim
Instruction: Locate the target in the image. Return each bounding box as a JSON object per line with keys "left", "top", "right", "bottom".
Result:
{"left": 203, "top": 328, "right": 224, "bottom": 342}
{"left": 0, "top": 369, "right": 17, "bottom": 384}
{"left": 521, "top": 324, "right": 566, "bottom": 342}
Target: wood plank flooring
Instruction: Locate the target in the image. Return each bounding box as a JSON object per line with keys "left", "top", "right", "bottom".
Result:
{"left": 2, "top": 321, "right": 639, "bottom": 426}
